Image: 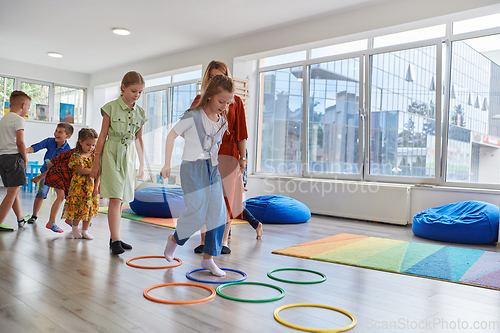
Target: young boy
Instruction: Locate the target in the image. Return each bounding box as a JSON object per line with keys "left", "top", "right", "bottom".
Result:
{"left": 26, "top": 122, "right": 73, "bottom": 232}
{"left": 0, "top": 91, "right": 31, "bottom": 231}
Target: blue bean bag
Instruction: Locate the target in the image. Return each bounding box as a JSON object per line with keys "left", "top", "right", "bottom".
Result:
{"left": 129, "top": 187, "right": 186, "bottom": 218}
{"left": 244, "top": 195, "right": 311, "bottom": 224}
{"left": 412, "top": 201, "right": 499, "bottom": 244}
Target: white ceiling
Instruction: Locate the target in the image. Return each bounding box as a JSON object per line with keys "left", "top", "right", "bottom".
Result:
{"left": 0, "top": 0, "right": 384, "bottom": 74}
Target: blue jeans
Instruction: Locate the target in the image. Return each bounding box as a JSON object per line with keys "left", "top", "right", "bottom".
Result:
{"left": 35, "top": 178, "right": 50, "bottom": 199}
{"left": 173, "top": 159, "right": 226, "bottom": 256}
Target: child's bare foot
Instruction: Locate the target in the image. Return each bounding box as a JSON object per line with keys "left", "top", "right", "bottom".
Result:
{"left": 31, "top": 174, "right": 43, "bottom": 183}
{"left": 255, "top": 222, "right": 263, "bottom": 239}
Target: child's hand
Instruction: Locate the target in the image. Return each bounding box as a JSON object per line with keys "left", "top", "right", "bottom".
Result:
{"left": 26, "top": 147, "right": 34, "bottom": 154}
{"left": 160, "top": 165, "right": 171, "bottom": 179}
{"left": 31, "top": 174, "right": 43, "bottom": 183}
{"left": 137, "top": 165, "right": 144, "bottom": 179}
{"left": 90, "top": 165, "right": 101, "bottom": 179}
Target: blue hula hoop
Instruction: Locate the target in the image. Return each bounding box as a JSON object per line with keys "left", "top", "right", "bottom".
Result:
{"left": 186, "top": 268, "right": 247, "bottom": 284}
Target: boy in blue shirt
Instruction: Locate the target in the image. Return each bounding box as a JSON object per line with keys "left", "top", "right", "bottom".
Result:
{"left": 25, "top": 122, "right": 73, "bottom": 232}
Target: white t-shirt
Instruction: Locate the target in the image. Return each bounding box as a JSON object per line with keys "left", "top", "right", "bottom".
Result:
{"left": 173, "top": 110, "right": 226, "bottom": 165}
{"left": 0, "top": 112, "right": 25, "bottom": 156}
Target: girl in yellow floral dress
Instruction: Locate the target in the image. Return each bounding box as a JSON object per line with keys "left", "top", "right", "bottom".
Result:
{"left": 62, "top": 128, "right": 99, "bottom": 239}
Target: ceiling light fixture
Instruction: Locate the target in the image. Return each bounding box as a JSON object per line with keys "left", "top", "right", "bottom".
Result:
{"left": 112, "top": 28, "right": 130, "bottom": 36}
{"left": 47, "top": 52, "right": 63, "bottom": 58}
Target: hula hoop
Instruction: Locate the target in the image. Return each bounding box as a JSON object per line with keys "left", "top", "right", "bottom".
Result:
{"left": 216, "top": 281, "right": 285, "bottom": 302}
{"left": 126, "top": 256, "right": 182, "bottom": 269}
{"left": 143, "top": 283, "right": 215, "bottom": 304}
{"left": 267, "top": 268, "right": 326, "bottom": 284}
{"left": 186, "top": 268, "right": 247, "bottom": 284}
{"left": 274, "top": 303, "right": 357, "bottom": 333}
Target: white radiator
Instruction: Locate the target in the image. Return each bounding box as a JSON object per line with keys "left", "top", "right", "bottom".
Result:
{"left": 246, "top": 177, "right": 411, "bottom": 225}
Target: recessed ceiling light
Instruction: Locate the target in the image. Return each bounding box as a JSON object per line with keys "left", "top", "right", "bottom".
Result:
{"left": 112, "top": 28, "right": 130, "bottom": 36}
{"left": 47, "top": 52, "right": 63, "bottom": 58}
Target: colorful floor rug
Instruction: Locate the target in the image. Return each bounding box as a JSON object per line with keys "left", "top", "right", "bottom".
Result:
{"left": 272, "top": 233, "right": 500, "bottom": 290}
{"left": 98, "top": 206, "right": 248, "bottom": 229}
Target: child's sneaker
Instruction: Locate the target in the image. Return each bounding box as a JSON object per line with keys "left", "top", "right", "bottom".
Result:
{"left": 65, "top": 219, "right": 72, "bottom": 226}
{"left": 17, "top": 216, "right": 29, "bottom": 228}
{"left": 0, "top": 223, "right": 14, "bottom": 232}
{"left": 27, "top": 216, "right": 37, "bottom": 224}
{"left": 46, "top": 223, "right": 63, "bottom": 233}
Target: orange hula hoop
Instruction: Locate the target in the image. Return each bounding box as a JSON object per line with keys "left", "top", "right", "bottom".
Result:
{"left": 126, "top": 256, "right": 182, "bottom": 269}
{"left": 143, "top": 283, "right": 216, "bottom": 304}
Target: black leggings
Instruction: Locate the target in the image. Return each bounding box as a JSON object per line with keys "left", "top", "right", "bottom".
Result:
{"left": 242, "top": 207, "right": 260, "bottom": 229}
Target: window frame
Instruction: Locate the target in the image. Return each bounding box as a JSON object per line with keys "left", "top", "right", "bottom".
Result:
{"left": 363, "top": 38, "right": 444, "bottom": 185}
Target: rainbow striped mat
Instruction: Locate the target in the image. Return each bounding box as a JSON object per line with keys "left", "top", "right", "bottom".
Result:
{"left": 273, "top": 233, "right": 500, "bottom": 290}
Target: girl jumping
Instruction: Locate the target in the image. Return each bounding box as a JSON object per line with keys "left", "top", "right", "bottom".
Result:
{"left": 160, "top": 74, "right": 234, "bottom": 277}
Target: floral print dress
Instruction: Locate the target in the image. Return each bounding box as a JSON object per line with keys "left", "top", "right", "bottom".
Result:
{"left": 62, "top": 151, "right": 98, "bottom": 221}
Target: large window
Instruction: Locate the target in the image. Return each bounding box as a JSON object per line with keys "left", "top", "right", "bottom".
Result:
{"left": 0, "top": 75, "right": 86, "bottom": 124}
{"left": 368, "top": 45, "right": 437, "bottom": 179}
{"left": 21, "top": 81, "right": 50, "bottom": 121}
{"left": 253, "top": 11, "right": 500, "bottom": 189}
{"left": 257, "top": 66, "right": 303, "bottom": 174}
{"left": 446, "top": 36, "right": 500, "bottom": 184}
{"left": 308, "top": 58, "right": 361, "bottom": 175}
{"left": 54, "top": 86, "right": 85, "bottom": 123}
{"left": 141, "top": 81, "right": 198, "bottom": 169}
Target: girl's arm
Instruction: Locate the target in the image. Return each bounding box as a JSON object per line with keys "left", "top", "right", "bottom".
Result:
{"left": 160, "top": 129, "right": 179, "bottom": 179}
{"left": 135, "top": 126, "right": 145, "bottom": 179}
{"left": 90, "top": 113, "right": 110, "bottom": 178}
{"left": 75, "top": 165, "right": 92, "bottom": 175}
{"left": 237, "top": 139, "right": 247, "bottom": 174}
{"left": 93, "top": 176, "right": 100, "bottom": 196}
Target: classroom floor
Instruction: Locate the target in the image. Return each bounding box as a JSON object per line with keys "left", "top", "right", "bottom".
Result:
{"left": 1, "top": 188, "right": 500, "bottom": 333}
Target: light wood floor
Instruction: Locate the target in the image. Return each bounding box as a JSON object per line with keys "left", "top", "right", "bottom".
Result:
{"left": 1, "top": 188, "right": 500, "bottom": 333}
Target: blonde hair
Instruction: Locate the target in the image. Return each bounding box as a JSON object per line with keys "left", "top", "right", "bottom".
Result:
{"left": 189, "top": 74, "right": 234, "bottom": 132}
{"left": 200, "top": 60, "right": 232, "bottom": 93}
{"left": 120, "top": 71, "right": 145, "bottom": 95}
{"left": 75, "top": 128, "right": 98, "bottom": 153}
{"left": 9, "top": 91, "right": 31, "bottom": 108}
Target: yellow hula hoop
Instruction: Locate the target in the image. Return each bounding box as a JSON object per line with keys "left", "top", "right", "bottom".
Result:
{"left": 273, "top": 303, "right": 357, "bottom": 333}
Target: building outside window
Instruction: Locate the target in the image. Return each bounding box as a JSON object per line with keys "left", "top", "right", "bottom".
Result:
{"left": 369, "top": 45, "right": 437, "bottom": 179}
{"left": 257, "top": 66, "right": 303, "bottom": 174}
{"left": 254, "top": 14, "right": 500, "bottom": 188}
{"left": 308, "top": 58, "right": 361, "bottom": 175}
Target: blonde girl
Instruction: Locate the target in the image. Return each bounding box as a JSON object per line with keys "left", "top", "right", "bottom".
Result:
{"left": 62, "top": 128, "right": 99, "bottom": 239}
{"left": 192, "top": 61, "right": 262, "bottom": 256}
{"left": 90, "top": 71, "right": 148, "bottom": 255}
{"left": 161, "top": 74, "right": 233, "bottom": 277}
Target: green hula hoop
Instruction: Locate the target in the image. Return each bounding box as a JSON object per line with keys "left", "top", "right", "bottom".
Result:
{"left": 267, "top": 268, "right": 327, "bottom": 284}
{"left": 216, "top": 281, "right": 285, "bottom": 302}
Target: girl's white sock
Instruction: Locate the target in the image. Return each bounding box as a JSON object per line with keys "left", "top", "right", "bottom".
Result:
{"left": 201, "top": 258, "right": 226, "bottom": 277}
{"left": 163, "top": 234, "right": 177, "bottom": 262}
{"left": 82, "top": 230, "right": 93, "bottom": 240}
{"left": 72, "top": 225, "right": 82, "bottom": 239}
